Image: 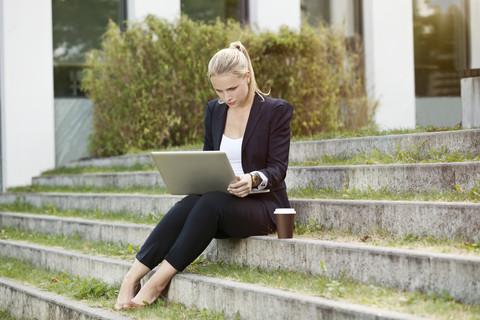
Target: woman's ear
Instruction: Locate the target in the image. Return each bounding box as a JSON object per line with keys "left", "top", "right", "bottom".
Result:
{"left": 246, "top": 72, "right": 250, "bottom": 84}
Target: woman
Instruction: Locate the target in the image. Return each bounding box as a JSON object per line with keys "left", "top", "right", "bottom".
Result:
{"left": 115, "top": 41, "right": 293, "bottom": 310}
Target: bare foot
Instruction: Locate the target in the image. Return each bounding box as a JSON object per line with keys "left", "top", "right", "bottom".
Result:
{"left": 130, "top": 281, "right": 165, "bottom": 306}
{"left": 114, "top": 278, "right": 141, "bottom": 310}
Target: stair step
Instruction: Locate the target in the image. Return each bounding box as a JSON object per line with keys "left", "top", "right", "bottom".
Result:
{"left": 1, "top": 211, "right": 477, "bottom": 305}
{"left": 1, "top": 193, "right": 478, "bottom": 241}
{"left": 0, "top": 211, "right": 153, "bottom": 246}
{"left": 288, "top": 161, "right": 480, "bottom": 192}
{"left": 32, "top": 161, "right": 480, "bottom": 192}
{"left": 0, "top": 277, "right": 131, "bottom": 320}
{"left": 33, "top": 171, "right": 165, "bottom": 189}
{"left": 63, "top": 129, "right": 480, "bottom": 168}
{"left": 289, "top": 129, "right": 480, "bottom": 162}
{"left": 0, "top": 240, "right": 428, "bottom": 319}
{"left": 205, "top": 237, "right": 480, "bottom": 305}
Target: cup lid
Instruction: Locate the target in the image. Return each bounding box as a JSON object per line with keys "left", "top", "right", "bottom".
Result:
{"left": 274, "top": 208, "right": 296, "bottom": 214}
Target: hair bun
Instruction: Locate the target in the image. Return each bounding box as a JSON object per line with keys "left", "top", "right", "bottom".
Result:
{"left": 229, "top": 41, "right": 242, "bottom": 51}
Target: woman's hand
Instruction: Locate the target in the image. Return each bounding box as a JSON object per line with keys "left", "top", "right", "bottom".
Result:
{"left": 227, "top": 174, "right": 252, "bottom": 198}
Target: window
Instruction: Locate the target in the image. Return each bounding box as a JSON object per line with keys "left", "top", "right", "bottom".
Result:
{"left": 52, "top": 0, "right": 126, "bottom": 97}
{"left": 300, "top": 0, "right": 363, "bottom": 38}
{"left": 181, "top": 0, "right": 248, "bottom": 25}
{"left": 413, "top": 0, "right": 470, "bottom": 97}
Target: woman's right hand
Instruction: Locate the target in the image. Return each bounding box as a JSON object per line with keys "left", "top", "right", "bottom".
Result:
{"left": 227, "top": 174, "right": 252, "bottom": 198}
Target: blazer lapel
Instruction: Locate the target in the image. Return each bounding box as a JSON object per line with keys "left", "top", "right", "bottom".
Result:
{"left": 242, "top": 94, "right": 263, "bottom": 152}
{"left": 212, "top": 103, "right": 228, "bottom": 150}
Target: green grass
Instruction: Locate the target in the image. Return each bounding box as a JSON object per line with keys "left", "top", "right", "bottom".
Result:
{"left": 41, "top": 163, "right": 156, "bottom": 176}
{"left": 7, "top": 184, "right": 169, "bottom": 195}
{"left": 0, "top": 257, "right": 227, "bottom": 320}
{"left": 9, "top": 180, "right": 480, "bottom": 204}
{"left": 290, "top": 125, "right": 464, "bottom": 142}
{"left": 294, "top": 221, "right": 480, "bottom": 256}
{"left": 292, "top": 144, "right": 480, "bottom": 167}
{"left": 289, "top": 184, "right": 480, "bottom": 203}
{"left": 0, "top": 225, "right": 140, "bottom": 260}
{"left": 0, "top": 309, "right": 34, "bottom": 320}
{"left": 1, "top": 246, "right": 478, "bottom": 319}
{"left": 2, "top": 206, "right": 478, "bottom": 257}
{"left": 186, "top": 260, "right": 480, "bottom": 320}
{"left": 0, "top": 197, "right": 162, "bottom": 225}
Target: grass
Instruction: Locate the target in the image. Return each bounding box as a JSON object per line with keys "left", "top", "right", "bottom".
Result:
{"left": 41, "top": 163, "right": 156, "bottom": 176}
{"left": 289, "top": 184, "right": 480, "bottom": 203}
{"left": 293, "top": 221, "right": 480, "bottom": 256}
{"left": 0, "top": 197, "right": 162, "bottom": 225}
{"left": 7, "top": 184, "right": 169, "bottom": 195}
{"left": 1, "top": 248, "right": 479, "bottom": 319}
{"left": 292, "top": 144, "right": 480, "bottom": 167}
{"left": 1, "top": 207, "right": 479, "bottom": 257}
{"left": 0, "top": 309, "right": 34, "bottom": 320}
{"left": 7, "top": 181, "right": 480, "bottom": 203}
{"left": 185, "top": 260, "right": 480, "bottom": 320}
{"left": 0, "top": 257, "right": 227, "bottom": 320}
{"left": 0, "top": 225, "right": 140, "bottom": 261}
{"left": 290, "top": 125, "right": 464, "bottom": 142}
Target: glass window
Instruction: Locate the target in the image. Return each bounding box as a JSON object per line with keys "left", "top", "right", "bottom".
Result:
{"left": 181, "top": 0, "right": 247, "bottom": 24}
{"left": 301, "top": 0, "right": 362, "bottom": 38}
{"left": 413, "top": 0, "right": 470, "bottom": 97}
{"left": 52, "top": 0, "right": 126, "bottom": 97}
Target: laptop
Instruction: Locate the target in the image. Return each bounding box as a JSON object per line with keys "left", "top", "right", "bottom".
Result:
{"left": 151, "top": 151, "right": 269, "bottom": 195}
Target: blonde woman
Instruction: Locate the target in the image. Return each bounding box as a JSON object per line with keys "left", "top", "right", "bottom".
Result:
{"left": 115, "top": 41, "right": 293, "bottom": 310}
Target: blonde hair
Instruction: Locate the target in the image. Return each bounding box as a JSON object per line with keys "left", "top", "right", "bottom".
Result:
{"left": 208, "top": 41, "right": 267, "bottom": 102}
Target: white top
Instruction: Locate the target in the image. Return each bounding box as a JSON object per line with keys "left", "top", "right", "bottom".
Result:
{"left": 220, "top": 134, "right": 244, "bottom": 176}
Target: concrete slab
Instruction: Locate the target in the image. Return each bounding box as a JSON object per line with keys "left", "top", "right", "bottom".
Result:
{"left": 205, "top": 236, "right": 480, "bottom": 305}
{"left": 0, "top": 277, "right": 131, "bottom": 320}
{"left": 285, "top": 161, "right": 480, "bottom": 192}
{"left": 61, "top": 129, "right": 480, "bottom": 167}
{"left": 291, "top": 198, "right": 480, "bottom": 242}
{"left": 2, "top": 212, "right": 478, "bottom": 304}
{"left": 289, "top": 129, "right": 480, "bottom": 162}
{"left": 32, "top": 161, "right": 480, "bottom": 193}
{"left": 0, "top": 241, "right": 427, "bottom": 320}
{"left": 33, "top": 171, "right": 165, "bottom": 189}
{"left": 0, "top": 212, "right": 154, "bottom": 246}
{"left": 1, "top": 193, "right": 478, "bottom": 241}
{"left": 0, "top": 192, "right": 182, "bottom": 217}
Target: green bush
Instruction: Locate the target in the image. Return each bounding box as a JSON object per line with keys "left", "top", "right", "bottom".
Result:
{"left": 83, "top": 15, "right": 375, "bottom": 157}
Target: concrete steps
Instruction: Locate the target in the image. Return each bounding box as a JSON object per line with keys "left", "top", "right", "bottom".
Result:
{"left": 33, "top": 161, "right": 480, "bottom": 192}
{"left": 2, "top": 192, "right": 479, "bottom": 241}
{"left": 63, "top": 129, "right": 480, "bottom": 167}
{"left": 0, "top": 240, "right": 427, "bottom": 320}
{"left": 1, "top": 211, "right": 479, "bottom": 305}
{"left": 0, "top": 277, "right": 131, "bottom": 320}
{"left": 1, "top": 129, "right": 480, "bottom": 318}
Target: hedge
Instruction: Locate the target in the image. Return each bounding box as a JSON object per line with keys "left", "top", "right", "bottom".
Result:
{"left": 82, "top": 15, "right": 376, "bottom": 157}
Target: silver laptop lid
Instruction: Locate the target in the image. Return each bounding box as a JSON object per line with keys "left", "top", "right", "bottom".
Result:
{"left": 151, "top": 151, "right": 237, "bottom": 195}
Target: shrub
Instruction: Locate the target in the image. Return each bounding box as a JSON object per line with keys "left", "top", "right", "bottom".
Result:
{"left": 83, "top": 15, "right": 375, "bottom": 157}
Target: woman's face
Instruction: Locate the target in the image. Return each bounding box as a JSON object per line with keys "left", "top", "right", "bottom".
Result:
{"left": 210, "top": 73, "right": 250, "bottom": 108}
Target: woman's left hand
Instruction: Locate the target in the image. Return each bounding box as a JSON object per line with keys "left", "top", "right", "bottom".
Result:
{"left": 227, "top": 174, "right": 252, "bottom": 198}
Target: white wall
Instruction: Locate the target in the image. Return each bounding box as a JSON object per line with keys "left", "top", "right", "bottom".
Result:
{"left": 0, "top": 0, "right": 55, "bottom": 190}
{"left": 362, "top": 0, "right": 416, "bottom": 129}
{"left": 127, "top": 0, "right": 180, "bottom": 21}
{"left": 249, "top": 0, "right": 301, "bottom": 32}
{"left": 470, "top": 0, "right": 480, "bottom": 68}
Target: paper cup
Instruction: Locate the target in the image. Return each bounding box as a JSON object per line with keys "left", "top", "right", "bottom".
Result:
{"left": 274, "top": 208, "right": 296, "bottom": 239}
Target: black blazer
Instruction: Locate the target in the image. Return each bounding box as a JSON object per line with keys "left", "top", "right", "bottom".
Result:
{"left": 203, "top": 94, "right": 293, "bottom": 222}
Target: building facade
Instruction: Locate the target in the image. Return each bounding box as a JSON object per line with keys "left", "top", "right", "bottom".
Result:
{"left": 0, "top": 0, "right": 478, "bottom": 190}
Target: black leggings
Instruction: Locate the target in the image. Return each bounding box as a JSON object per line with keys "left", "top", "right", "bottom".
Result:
{"left": 135, "top": 191, "right": 276, "bottom": 271}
